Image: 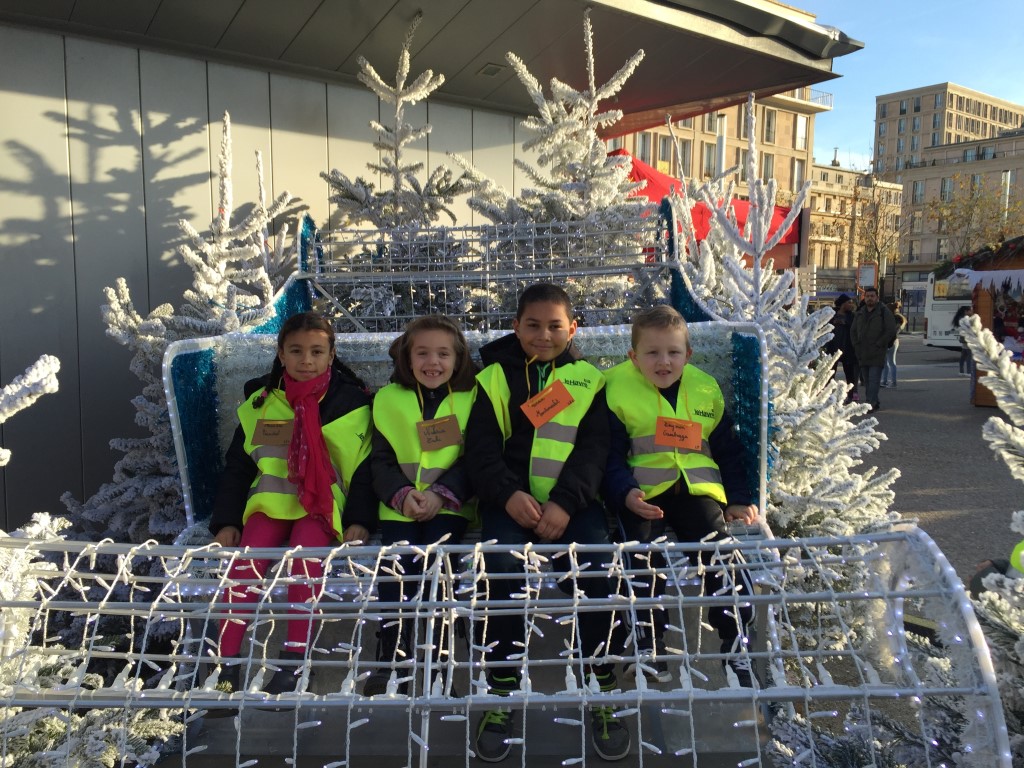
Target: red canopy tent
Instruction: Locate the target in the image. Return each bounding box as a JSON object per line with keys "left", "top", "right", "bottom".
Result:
{"left": 610, "top": 148, "right": 800, "bottom": 246}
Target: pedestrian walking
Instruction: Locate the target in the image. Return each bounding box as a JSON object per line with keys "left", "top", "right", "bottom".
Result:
{"left": 851, "top": 287, "right": 898, "bottom": 413}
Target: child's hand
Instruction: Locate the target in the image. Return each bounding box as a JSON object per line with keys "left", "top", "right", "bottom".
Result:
{"left": 725, "top": 504, "right": 759, "bottom": 525}
{"left": 343, "top": 524, "right": 369, "bottom": 544}
{"left": 418, "top": 490, "right": 443, "bottom": 522}
{"left": 214, "top": 526, "right": 241, "bottom": 547}
{"left": 535, "top": 501, "right": 569, "bottom": 541}
{"left": 505, "top": 491, "right": 543, "bottom": 529}
{"left": 403, "top": 490, "right": 428, "bottom": 519}
{"left": 626, "top": 488, "right": 664, "bottom": 520}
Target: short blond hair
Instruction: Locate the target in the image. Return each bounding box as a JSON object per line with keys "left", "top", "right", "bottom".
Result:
{"left": 631, "top": 305, "right": 690, "bottom": 351}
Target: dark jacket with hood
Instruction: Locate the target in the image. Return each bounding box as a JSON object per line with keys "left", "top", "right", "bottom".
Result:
{"left": 464, "top": 333, "right": 608, "bottom": 518}
{"left": 208, "top": 359, "right": 377, "bottom": 536}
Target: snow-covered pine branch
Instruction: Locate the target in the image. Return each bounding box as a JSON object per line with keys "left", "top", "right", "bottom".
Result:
{"left": 0, "top": 354, "right": 60, "bottom": 467}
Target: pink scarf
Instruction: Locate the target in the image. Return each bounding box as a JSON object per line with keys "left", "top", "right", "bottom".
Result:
{"left": 283, "top": 368, "right": 337, "bottom": 536}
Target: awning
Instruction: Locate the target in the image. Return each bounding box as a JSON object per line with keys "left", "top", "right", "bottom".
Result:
{"left": 614, "top": 148, "right": 800, "bottom": 244}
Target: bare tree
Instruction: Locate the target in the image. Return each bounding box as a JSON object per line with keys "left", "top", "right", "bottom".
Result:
{"left": 855, "top": 175, "right": 910, "bottom": 299}
{"left": 926, "top": 171, "right": 1024, "bottom": 261}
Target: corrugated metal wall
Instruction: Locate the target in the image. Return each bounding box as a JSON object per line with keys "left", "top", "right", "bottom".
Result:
{"left": 0, "top": 24, "right": 527, "bottom": 531}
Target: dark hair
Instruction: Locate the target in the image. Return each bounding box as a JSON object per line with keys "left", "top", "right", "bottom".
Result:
{"left": 516, "top": 283, "right": 574, "bottom": 320}
{"left": 631, "top": 305, "right": 691, "bottom": 351}
{"left": 254, "top": 311, "right": 366, "bottom": 406}
{"left": 863, "top": 286, "right": 879, "bottom": 296}
{"left": 952, "top": 305, "right": 972, "bottom": 328}
{"left": 388, "top": 315, "right": 478, "bottom": 391}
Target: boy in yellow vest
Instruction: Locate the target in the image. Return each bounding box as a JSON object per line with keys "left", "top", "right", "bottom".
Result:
{"left": 603, "top": 305, "right": 759, "bottom": 686}
{"left": 465, "top": 283, "right": 629, "bottom": 763}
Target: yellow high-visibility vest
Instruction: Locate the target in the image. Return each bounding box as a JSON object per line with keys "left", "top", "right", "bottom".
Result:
{"left": 476, "top": 359, "right": 604, "bottom": 502}
{"left": 604, "top": 361, "right": 726, "bottom": 504}
{"left": 373, "top": 383, "right": 478, "bottom": 524}
{"left": 237, "top": 388, "right": 371, "bottom": 539}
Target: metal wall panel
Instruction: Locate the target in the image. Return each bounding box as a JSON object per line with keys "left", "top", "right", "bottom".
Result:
{"left": 427, "top": 102, "right": 474, "bottom": 226}
{"left": 268, "top": 73, "right": 329, "bottom": 227}
{"left": 63, "top": 37, "right": 150, "bottom": 503}
{"left": 139, "top": 50, "right": 213, "bottom": 310}
{"left": 207, "top": 63, "right": 274, "bottom": 219}
{"left": 472, "top": 109, "right": 515, "bottom": 212}
{"left": 0, "top": 27, "right": 81, "bottom": 529}
{"left": 326, "top": 83, "right": 380, "bottom": 230}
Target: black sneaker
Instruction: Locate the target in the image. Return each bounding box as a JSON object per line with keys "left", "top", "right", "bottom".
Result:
{"left": 363, "top": 624, "right": 408, "bottom": 696}
{"left": 722, "top": 656, "right": 758, "bottom": 689}
{"left": 265, "top": 651, "right": 309, "bottom": 695}
{"left": 205, "top": 659, "right": 241, "bottom": 719}
{"left": 590, "top": 705, "right": 631, "bottom": 761}
{"left": 474, "top": 708, "right": 514, "bottom": 762}
{"left": 624, "top": 637, "right": 670, "bottom": 683}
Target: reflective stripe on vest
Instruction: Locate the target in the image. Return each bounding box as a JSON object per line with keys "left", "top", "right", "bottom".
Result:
{"left": 476, "top": 359, "right": 604, "bottom": 503}
{"left": 373, "top": 383, "right": 478, "bottom": 524}
{"left": 604, "top": 360, "right": 726, "bottom": 504}
{"left": 237, "top": 388, "right": 371, "bottom": 539}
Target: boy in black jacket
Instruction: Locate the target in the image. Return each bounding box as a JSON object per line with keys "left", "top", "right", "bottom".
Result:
{"left": 465, "top": 284, "right": 628, "bottom": 763}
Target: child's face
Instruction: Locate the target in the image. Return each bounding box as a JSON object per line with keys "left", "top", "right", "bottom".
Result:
{"left": 628, "top": 326, "right": 691, "bottom": 389}
{"left": 513, "top": 301, "right": 577, "bottom": 362}
{"left": 410, "top": 329, "right": 457, "bottom": 388}
{"left": 278, "top": 329, "right": 333, "bottom": 381}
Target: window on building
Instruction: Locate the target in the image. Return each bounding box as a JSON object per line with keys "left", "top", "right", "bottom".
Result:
{"left": 879, "top": 103, "right": 888, "bottom": 118}
{"left": 913, "top": 95, "right": 921, "bottom": 112}
{"left": 739, "top": 103, "right": 751, "bottom": 139}
{"left": 934, "top": 93, "right": 944, "bottom": 109}
{"left": 837, "top": 174, "right": 844, "bottom": 184}
{"left": 823, "top": 246, "right": 832, "bottom": 267}
{"left": 912, "top": 180, "right": 924, "bottom": 204}
{"left": 839, "top": 198, "right": 847, "bottom": 214}
{"left": 636, "top": 132, "right": 652, "bottom": 164}
{"left": 761, "top": 152, "right": 775, "bottom": 179}
{"left": 792, "top": 158, "right": 805, "bottom": 192}
{"left": 676, "top": 117, "right": 693, "bottom": 129}
{"left": 898, "top": 118, "right": 906, "bottom": 134}
{"left": 658, "top": 135, "right": 673, "bottom": 169}
{"left": 900, "top": 99, "right": 908, "bottom": 115}
{"left": 897, "top": 138, "right": 905, "bottom": 153}
{"left": 677, "top": 138, "right": 692, "bottom": 178}
{"left": 908, "top": 240, "right": 918, "bottom": 262}
{"left": 795, "top": 115, "right": 808, "bottom": 150}
{"left": 940, "top": 177, "right": 953, "bottom": 201}
{"left": 964, "top": 147, "right": 977, "bottom": 162}
{"left": 896, "top": 157, "right": 905, "bottom": 172}
{"left": 703, "top": 112, "right": 718, "bottom": 133}
{"left": 971, "top": 173, "right": 982, "bottom": 191}
{"left": 825, "top": 197, "right": 832, "bottom": 213}
{"left": 877, "top": 143, "right": 885, "bottom": 156}
{"left": 981, "top": 146, "right": 995, "bottom": 160}
{"left": 937, "top": 238, "right": 950, "bottom": 258}
{"left": 932, "top": 113, "right": 941, "bottom": 130}
{"left": 912, "top": 116, "right": 921, "bottom": 132}
{"left": 701, "top": 141, "right": 716, "bottom": 177}
{"left": 879, "top": 122, "right": 887, "bottom": 137}
{"left": 931, "top": 132, "right": 940, "bottom": 147}
{"left": 912, "top": 211, "right": 922, "bottom": 233}
{"left": 607, "top": 136, "right": 624, "bottom": 151}
{"left": 876, "top": 158, "right": 886, "bottom": 174}
{"left": 763, "top": 109, "right": 777, "bottom": 144}
{"left": 911, "top": 135, "right": 920, "bottom": 151}
{"left": 820, "top": 170, "right": 829, "bottom": 182}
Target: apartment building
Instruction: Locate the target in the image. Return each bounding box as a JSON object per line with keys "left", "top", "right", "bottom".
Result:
{"left": 874, "top": 83, "right": 1024, "bottom": 176}
{"left": 612, "top": 87, "right": 831, "bottom": 205}
{"left": 895, "top": 127, "right": 1024, "bottom": 294}
{"left": 801, "top": 161, "right": 902, "bottom": 296}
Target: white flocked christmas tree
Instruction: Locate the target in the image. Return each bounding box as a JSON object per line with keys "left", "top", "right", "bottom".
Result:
{"left": 959, "top": 314, "right": 1024, "bottom": 765}
{"left": 61, "top": 111, "right": 293, "bottom": 544}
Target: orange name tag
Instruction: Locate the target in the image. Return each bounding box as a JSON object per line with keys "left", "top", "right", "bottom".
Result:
{"left": 255, "top": 419, "right": 293, "bottom": 445}
{"left": 521, "top": 379, "right": 575, "bottom": 429}
{"left": 417, "top": 414, "right": 462, "bottom": 451}
{"left": 655, "top": 416, "right": 702, "bottom": 451}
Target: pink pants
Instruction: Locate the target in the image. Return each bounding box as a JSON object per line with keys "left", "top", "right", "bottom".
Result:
{"left": 218, "top": 512, "right": 335, "bottom": 657}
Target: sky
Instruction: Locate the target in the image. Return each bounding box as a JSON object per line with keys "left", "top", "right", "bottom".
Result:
{"left": 798, "top": 0, "right": 1024, "bottom": 171}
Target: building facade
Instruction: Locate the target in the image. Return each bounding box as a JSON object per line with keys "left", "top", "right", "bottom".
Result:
{"left": 874, "top": 83, "right": 1024, "bottom": 177}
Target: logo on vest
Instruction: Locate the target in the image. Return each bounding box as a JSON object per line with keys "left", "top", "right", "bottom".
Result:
{"left": 560, "top": 378, "right": 590, "bottom": 388}
{"left": 693, "top": 408, "right": 715, "bottom": 419}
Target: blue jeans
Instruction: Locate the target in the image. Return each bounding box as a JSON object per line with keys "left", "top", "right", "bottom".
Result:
{"left": 881, "top": 339, "right": 899, "bottom": 386}
{"left": 475, "top": 500, "right": 617, "bottom": 679}
{"left": 863, "top": 365, "right": 883, "bottom": 408}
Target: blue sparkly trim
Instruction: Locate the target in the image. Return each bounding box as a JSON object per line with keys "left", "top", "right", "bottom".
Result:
{"left": 170, "top": 348, "right": 221, "bottom": 523}
{"left": 670, "top": 270, "right": 714, "bottom": 324}
{"left": 731, "top": 333, "right": 769, "bottom": 493}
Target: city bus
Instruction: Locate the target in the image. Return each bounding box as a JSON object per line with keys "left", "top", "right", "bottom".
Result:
{"left": 924, "top": 272, "right": 972, "bottom": 350}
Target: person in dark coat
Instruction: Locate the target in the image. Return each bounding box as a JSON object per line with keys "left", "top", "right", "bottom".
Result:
{"left": 851, "top": 287, "right": 898, "bottom": 412}
{"left": 825, "top": 294, "right": 859, "bottom": 403}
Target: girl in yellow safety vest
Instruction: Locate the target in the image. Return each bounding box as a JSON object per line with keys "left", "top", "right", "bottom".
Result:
{"left": 207, "top": 312, "right": 376, "bottom": 700}
{"left": 365, "top": 315, "right": 478, "bottom": 696}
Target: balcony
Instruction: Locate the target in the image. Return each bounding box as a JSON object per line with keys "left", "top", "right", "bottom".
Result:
{"left": 768, "top": 87, "right": 833, "bottom": 113}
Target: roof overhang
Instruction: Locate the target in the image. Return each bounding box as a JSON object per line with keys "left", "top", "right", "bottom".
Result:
{"left": 0, "top": 0, "right": 862, "bottom": 133}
